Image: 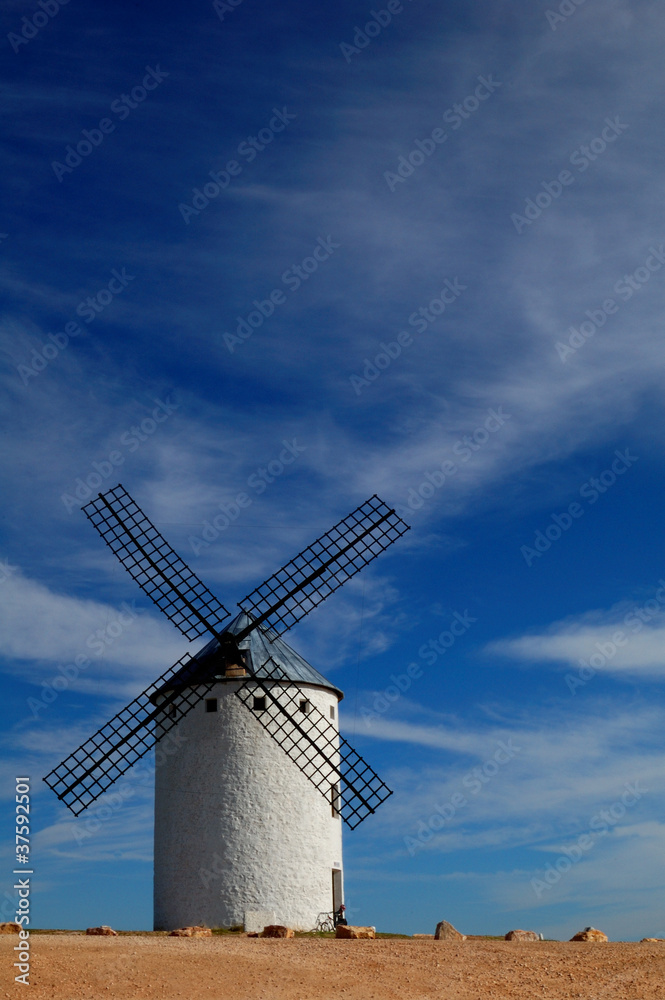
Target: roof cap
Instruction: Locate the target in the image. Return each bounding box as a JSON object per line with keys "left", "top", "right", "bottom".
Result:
{"left": 157, "top": 611, "right": 343, "bottom": 699}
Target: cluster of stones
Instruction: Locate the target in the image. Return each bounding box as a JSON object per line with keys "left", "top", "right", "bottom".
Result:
{"left": 249, "top": 923, "right": 377, "bottom": 939}
{"left": 430, "top": 920, "right": 616, "bottom": 943}
{"left": 9, "top": 919, "right": 664, "bottom": 941}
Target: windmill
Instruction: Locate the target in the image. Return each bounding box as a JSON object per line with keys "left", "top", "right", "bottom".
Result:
{"left": 44, "top": 484, "right": 409, "bottom": 930}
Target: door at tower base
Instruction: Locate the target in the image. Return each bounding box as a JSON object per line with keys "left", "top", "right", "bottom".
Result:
{"left": 332, "top": 869, "right": 343, "bottom": 913}
{"left": 153, "top": 678, "right": 344, "bottom": 932}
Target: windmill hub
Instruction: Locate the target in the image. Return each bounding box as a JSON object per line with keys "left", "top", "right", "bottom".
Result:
{"left": 218, "top": 631, "right": 247, "bottom": 676}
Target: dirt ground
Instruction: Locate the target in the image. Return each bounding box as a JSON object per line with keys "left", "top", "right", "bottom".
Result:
{"left": 3, "top": 934, "right": 665, "bottom": 1000}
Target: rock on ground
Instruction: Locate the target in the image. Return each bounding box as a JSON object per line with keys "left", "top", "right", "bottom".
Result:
{"left": 434, "top": 920, "right": 466, "bottom": 941}
{"left": 505, "top": 930, "right": 540, "bottom": 941}
{"left": 641, "top": 938, "right": 665, "bottom": 943}
{"left": 0, "top": 922, "right": 20, "bottom": 934}
{"left": 169, "top": 926, "right": 212, "bottom": 938}
{"left": 570, "top": 928, "right": 608, "bottom": 942}
{"left": 336, "top": 925, "right": 376, "bottom": 939}
{"left": 260, "top": 926, "right": 294, "bottom": 938}
{"left": 85, "top": 926, "right": 118, "bottom": 936}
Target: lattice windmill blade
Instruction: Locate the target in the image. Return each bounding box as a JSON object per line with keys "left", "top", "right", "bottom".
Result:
{"left": 236, "top": 494, "right": 410, "bottom": 638}
{"left": 43, "top": 652, "right": 220, "bottom": 816}
{"left": 82, "top": 484, "right": 231, "bottom": 640}
{"left": 235, "top": 657, "right": 392, "bottom": 829}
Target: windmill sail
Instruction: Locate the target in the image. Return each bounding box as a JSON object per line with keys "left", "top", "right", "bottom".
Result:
{"left": 45, "top": 485, "right": 408, "bottom": 826}
{"left": 82, "top": 485, "right": 230, "bottom": 640}
{"left": 234, "top": 657, "right": 393, "bottom": 829}
{"left": 237, "top": 494, "right": 409, "bottom": 637}
{"left": 43, "top": 653, "right": 218, "bottom": 816}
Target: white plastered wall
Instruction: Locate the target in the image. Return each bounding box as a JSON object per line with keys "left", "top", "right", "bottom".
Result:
{"left": 153, "top": 680, "right": 343, "bottom": 931}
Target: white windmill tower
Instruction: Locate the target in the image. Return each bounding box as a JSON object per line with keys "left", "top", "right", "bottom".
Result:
{"left": 44, "top": 485, "right": 409, "bottom": 931}
{"left": 153, "top": 614, "right": 346, "bottom": 931}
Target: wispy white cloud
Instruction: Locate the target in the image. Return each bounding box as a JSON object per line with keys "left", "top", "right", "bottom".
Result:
{"left": 3, "top": 0, "right": 665, "bottom": 552}
{"left": 488, "top": 598, "right": 665, "bottom": 677}
{"left": 353, "top": 701, "right": 664, "bottom": 846}
{"left": 0, "top": 570, "right": 189, "bottom": 688}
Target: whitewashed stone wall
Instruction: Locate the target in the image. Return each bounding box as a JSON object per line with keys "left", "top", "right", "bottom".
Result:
{"left": 154, "top": 680, "right": 344, "bottom": 931}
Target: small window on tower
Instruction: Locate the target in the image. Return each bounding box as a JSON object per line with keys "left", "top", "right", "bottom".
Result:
{"left": 205, "top": 699, "right": 217, "bottom": 713}
{"left": 253, "top": 696, "right": 266, "bottom": 712}
{"left": 331, "top": 782, "right": 341, "bottom": 818}
{"left": 330, "top": 705, "right": 335, "bottom": 720}
{"left": 167, "top": 702, "right": 177, "bottom": 719}
{"left": 299, "top": 699, "right": 311, "bottom": 714}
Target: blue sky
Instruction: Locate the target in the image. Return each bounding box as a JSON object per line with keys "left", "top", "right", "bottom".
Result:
{"left": 1, "top": 0, "right": 665, "bottom": 940}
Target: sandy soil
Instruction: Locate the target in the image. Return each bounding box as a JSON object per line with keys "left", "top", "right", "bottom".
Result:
{"left": 3, "top": 934, "right": 665, "bottom": 1000}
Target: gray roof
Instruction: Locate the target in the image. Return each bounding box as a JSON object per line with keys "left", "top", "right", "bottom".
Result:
{"left": 160, "top": 612, "right": 343, "bottom": 699}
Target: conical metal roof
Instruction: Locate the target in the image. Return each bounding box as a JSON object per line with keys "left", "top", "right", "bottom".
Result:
{"left": 158, "top": 611, "right": 343, "bottom": 699}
